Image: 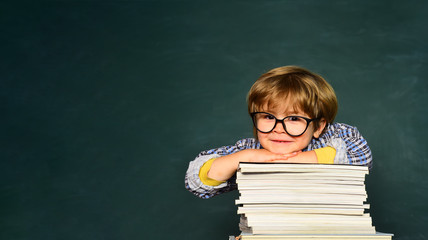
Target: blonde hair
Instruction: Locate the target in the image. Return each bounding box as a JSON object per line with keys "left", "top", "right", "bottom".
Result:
{"left": 247, "top": 66, "right": 338, "bottom": 133}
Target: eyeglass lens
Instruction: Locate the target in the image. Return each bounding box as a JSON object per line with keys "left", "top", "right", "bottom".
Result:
{"left": 253, "top": 113, "right": 310, "bottom": 136}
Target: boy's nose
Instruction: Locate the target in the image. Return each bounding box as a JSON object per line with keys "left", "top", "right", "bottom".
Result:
{"left": 272, "top": 121, "right": 287, "bottom": 133}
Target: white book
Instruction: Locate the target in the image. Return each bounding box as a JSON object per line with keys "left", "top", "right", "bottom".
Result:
{"left": 238, "top": 203, "right": 370, "bottom": 209}
{"left": 236, "top": 179, "right": 365, "bottom": 187}
{"left": 238, "top": 187, "right": 367, "bottom": 195}
{"left": 238, "top": 163, "right": 369, "bottom": 173}
{"left": 246, "top": 213, "right": 373, "bottom": 225}
{"left": 237, "top": 172, "right": 366, "bottom": 181}
{"left": 236, "top": 193, "right": 367, "bottom": 205}
{"left": 239, "top": 232, "right": 393, "bottom": 240}
{"left": 249, "top": 226, "right": 376, "bottom": 235}
{"left": 238, "top": 204, "right": 367, "bottom": 216}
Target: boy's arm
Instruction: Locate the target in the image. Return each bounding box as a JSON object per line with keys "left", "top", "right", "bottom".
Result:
{"left": 185, "top": 138, "right": 299, "bottom": 198}
{"left": 186, "top": 142, "right": 335, "bottom": 199}
{"left": 207, "top": 149, "right": 298, "bottom": 181}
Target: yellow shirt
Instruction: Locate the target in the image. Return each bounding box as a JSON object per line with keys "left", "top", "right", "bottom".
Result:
{"left": 314, "top": 146, "right": 336, "bottom": 164}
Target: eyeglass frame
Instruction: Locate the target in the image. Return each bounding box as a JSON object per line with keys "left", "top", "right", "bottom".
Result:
{"left": 250, "top": 111, "right": 320, "bottom": 137}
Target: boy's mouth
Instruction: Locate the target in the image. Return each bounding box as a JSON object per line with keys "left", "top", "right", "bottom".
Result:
{"left": 271, "top": 140, "right": 292, "bottom": 143}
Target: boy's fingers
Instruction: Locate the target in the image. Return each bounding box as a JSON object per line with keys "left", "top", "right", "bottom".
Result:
{"left": 280, "top": 152, "right": 298, "bottom": 158}
{"left": 266, "top": 151, "right": 301, "bottom": 161}
{"left": 269, "top": 159, "right": 291, "bottom": 163}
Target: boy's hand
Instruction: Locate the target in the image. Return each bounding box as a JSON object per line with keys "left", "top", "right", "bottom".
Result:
{"left": 208, "top": 149, "right": 316, "bottom": 181}
{"left": 240, "top": 149, "right": 300, "bottom": 163}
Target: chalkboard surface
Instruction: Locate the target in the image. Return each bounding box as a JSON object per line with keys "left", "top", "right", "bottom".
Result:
{"left": 1, "top": 1, "right": 427, "bottom": 240}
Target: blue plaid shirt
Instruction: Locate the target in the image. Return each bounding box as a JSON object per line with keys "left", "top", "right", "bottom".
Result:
{"left": 185, "top": 122, "right": 372, "bottom": 199}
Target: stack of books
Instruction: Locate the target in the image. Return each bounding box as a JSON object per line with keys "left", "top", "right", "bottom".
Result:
{"left": 234, "top": 163, "right": 393, "bottom": 240}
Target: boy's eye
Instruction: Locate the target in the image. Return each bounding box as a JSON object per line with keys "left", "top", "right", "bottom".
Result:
{"left": 287, "top": 116, "right": 301, "bottom": 121}
{"left": 266, "top": 114, "right": 275, "bottom": 120}
{"left": 260, "top": 113, "right": 275, "bottom": 120}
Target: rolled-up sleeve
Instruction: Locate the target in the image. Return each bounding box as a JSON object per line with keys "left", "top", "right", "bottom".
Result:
{"left": 184, "top": 138, "right": 260, "bottom": 199}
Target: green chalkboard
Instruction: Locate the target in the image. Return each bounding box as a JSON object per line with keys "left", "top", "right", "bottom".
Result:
{"left": 1, "top": 1, "right": 427, "bottom": 240}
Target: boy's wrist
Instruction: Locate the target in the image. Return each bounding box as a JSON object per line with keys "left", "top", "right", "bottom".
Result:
{"left": 287, "top": 150, "right": 318, "bottom": 163}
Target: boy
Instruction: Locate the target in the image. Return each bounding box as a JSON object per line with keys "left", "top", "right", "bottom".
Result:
{"left": 185, "top": 66, "right": 372, "bottom": 199}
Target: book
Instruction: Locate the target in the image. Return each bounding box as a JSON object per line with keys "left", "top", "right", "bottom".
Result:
{"left": 234, "top": 163, "right": 393, "bottom": 240}
{"left": 238, "top": 204, "right": 369, "bottom": 216}
{"left": 239, "top": 232, "right": 394, "bottom": 240}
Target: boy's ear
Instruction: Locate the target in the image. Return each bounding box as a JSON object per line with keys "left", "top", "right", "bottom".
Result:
{"left": 313, "top": 119, "right": 327, "bottom": 138}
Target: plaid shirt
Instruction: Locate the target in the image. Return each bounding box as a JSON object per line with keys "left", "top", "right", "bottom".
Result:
{"left": 185, "top": 122, "right": 372, "bottom": 199}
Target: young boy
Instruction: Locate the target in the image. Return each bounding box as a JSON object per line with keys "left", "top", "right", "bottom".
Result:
{"left": 185, "top": 66, "right": 372, "bottom": 199}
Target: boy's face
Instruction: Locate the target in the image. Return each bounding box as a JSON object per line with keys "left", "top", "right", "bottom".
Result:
{"left": 257, "top": 101, "right": 325, "bottom": 155}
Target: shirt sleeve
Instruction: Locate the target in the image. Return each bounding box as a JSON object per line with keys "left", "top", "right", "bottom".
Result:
{"left": 184, "top": 138, "right": 260, "bottom": 199}
{"left": 307, "top": 123, "right": 373, "bottom": 170}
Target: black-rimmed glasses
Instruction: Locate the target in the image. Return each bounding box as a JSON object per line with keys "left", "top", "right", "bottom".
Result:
{"left": 250, "top": 112, "right": 319, "bottom": 137}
